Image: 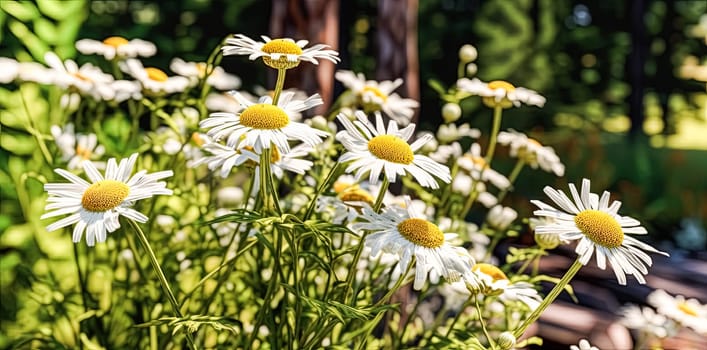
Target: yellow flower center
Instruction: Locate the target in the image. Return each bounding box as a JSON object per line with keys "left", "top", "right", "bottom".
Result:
{"left": 677, "top": 302, "right": 698, "bottom": 317}
{"left": 261, "top": 39, "right": 303, "bottom": 69}
{"left": 527, "top": 138, "right": 542, "bottom": 147}
{"left": 361, "top": 86, "right": 388, "bottom": 102}
{"left": 239, "top": 104, "right": 290, "bottom": 130}
{"left": 81, "top": 180, "right": 130, "bottom": 212}
{"left": 483, "top": 81, "right": 516, "bottom": 109}
{"left": 76, "top": 145, "right": 92, "bottom": 160}
{"left": 196, "top": 62, "right": 208, "bottom": 76}
{"left": 488, "top": 80, "right": 516, "bottom": 92}
{"left": 463, "top": 154, "right": 488, "bottom": 169}
{"left": 519, "top": 139, "right": 541, "bottom": 164}
{"left": 145, "top": 67, "right": 168, "bottom": 82}
{"left": 397, "top": 218, "right": 444, "bottom": 248}
{"left": 473, "top": 263, "right": 508, "bottom": 282}
{"left": 72, "top": 72, "right": 92, "bottom": 82}
{"left": 367, "top": 135, "right": 414, "bottom": 164}
{"left": 103, "top": 36, "right": 129, "bottom": 48}
{"left": 574, "top": 210, "right": 624, "bottom": 248}
{"left": 262, "top": 39, "right": 304, "bottom": 55}
{"left": 333, "top": 181, "right": 355, "bottom": 194}
{"left": 191, "top": 132, "right": 205, "bottom": 147}
{"left": 338, "top": 187, "right": 374, "bottom": 205}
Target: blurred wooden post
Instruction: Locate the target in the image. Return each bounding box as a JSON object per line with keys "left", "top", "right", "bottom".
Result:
{"left": 270, "top": 0, "right": 339, "bottom": 114}
{"left": 376, "top": 0, "right": 420, "bottom": 124}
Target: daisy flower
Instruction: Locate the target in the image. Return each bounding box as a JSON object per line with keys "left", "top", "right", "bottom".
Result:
{"left": 15, "top": 61, "right": 56, "bottom": 84}
{"left": 457, "top": 143, "right": 511, "bottom": 190}
{"left": 44, "top": 52, "right": 116, "bottom": 100}
{"left": 336, "top": 112, "right": 451, "bottom": 189}
{"left": 335, "top": 70, "right": 419, "bottom": 125}
{"left": 192, "top": 141, "right": 313, "bottom": 188}
{"left": 317, "top": 177, "right": 380, "bottom": 225}
{"left": 436, "top": 123, "right": 481, "bottom": 144}
{"left": 75, "top": 36, "right": 157, "bottom": 60}
{"left": 619, "top": 304, "right": 675, "bottom": 339}
{"left": 110, "top": 80, "right": 143, "bottom": 102}
{"left": 647, "top": 289, "right": 707, "bottom": 334}
{"left": 446, "top": 263, "right": 542, "bottom": 311}
{"left": 570, "top": 339, "right": 600, "bottom": 350}
{"left": 170, "top": 58, "right": 241, "bottom": 90}
{"left": 486, "top": 205, "right": 518, "bottom": 231}
{"left": 450, "top": 173, "right": 498, "bottom": 208}
{"left": 120, "top": 59, "right": 190, "bottom": 94}
{"left": 457, "top": 77, "right": 545, "bottom": 109}
{"left": 199, "top": 91, "right": 328, "bottom": 153}
{"left": 222, "top": 34, "right": 339, "bottom": 70}
{"left": 531, "top": 179, "right": 668, "bottom": 285}
{"left": 51, "top": 124, "right": 106, "bottom": 170}
{"left": 497, "top": 129, "right": 565, "bottom": 177}
{"left": 429, "top": 142, "right": 463, "bottom": 164}
{"left": 530, "top": 216, "right": 565, "bottom": 249}
{"left": 352, "top": 196, "right": 476, "bottom": 290}
{"left": 41, "top": 153, "right": 173, "bottom": 246}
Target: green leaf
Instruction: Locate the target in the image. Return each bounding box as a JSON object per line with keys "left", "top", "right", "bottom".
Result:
{"left": 1, "top": 132, "right": 36, "bottom": 155}
{"left": 428, "top": 78, "right": 447, "bottom": 96}
{"left": 56, "top": 15, "right": 85, "bottom": 45}
{"left": 0, "top": 1, "right": 40, "bottom": 21}
{"left": 0, "top": 223, "right": 33, "bottom": 248}
{"left": 34, "top": 17, "right": 58, "bottom": 44}
{"left": 7, "top": 19, "right": 51, "bottom": 63}
{"left": 37, "top": 0, "right": 86, "bottom": 20}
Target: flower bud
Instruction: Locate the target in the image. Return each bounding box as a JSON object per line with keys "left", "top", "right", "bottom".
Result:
{"left": 459, "top": 44, "right": 478, "bottom": 63}
{"left": 535, "top": 232, "right": 561, "bottom": 249}
{"left": 466, "top": 63, "right": 478, "bottom": 76}
{"left": 497, "top": 332, "right": 516, "bottom": 350}
{"left": 442, "top": 102, "right": 462, "bottom": 123}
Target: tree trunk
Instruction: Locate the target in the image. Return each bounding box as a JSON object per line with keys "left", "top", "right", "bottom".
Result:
{"left": 270, "top": 0, "right": 339, "bottom": 114}
{"left": 376, "top": 0, "right": 420, "bottom": 124}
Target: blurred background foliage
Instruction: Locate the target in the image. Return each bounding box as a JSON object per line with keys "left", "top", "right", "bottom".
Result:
{"left": 1, "top": 0, "right": 706, "bottom": 346}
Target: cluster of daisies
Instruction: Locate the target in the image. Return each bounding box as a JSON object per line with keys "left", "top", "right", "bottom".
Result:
{"left": 29, "top": 33, "right": 686, "bottom": 348}
{"left": 618, "top": 289, "right": 707, "bottom": 346}
{"left": 0, "top": 36, "right": 241, "bottom": 105}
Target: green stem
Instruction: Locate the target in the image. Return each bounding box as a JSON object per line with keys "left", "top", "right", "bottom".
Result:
{"left": 512, "top": 258, "right": 583, "bottom": 339}
{"left": 272, "top": 68, "right": 287, "bottom": 105}
{"left": 303, "top": 161, "right": 341, "bottom": 221}
{"left": 372, "top": 177, "right": 390, "bottom": 213}
{"left": 260, "top": 148, "right": 282, "bottom": 215}
{"left": 460, "top": 105, "right": 504, "bottom": 217}
{"left": 248, "top": 228, "right": 283, "bottom": 348}
{"left": 484, "top": 105, "right": 504, "bottom": 168}
{"left": 457, "top": 62, "right": 467, "bottom": 79}
{"left": 344, "top": 177, "right": 390, "bottom": 304}
{"left": 495, "top": 159, "right": 525, "bottom": 204}
{"left": 475, "top": 295, "right": 495, "bottom": 349}
{"left": 127, "top": 219, "right": 198, "bottom": 350}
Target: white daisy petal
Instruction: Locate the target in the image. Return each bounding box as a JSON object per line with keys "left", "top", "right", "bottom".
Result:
{"left": 41, "top": 153, "right": 173, "bottom": 246}
{"left": 531, "top": 178, "right": 668, "bottom": 285}
{"left": 335, "top": 111, "right": 450, "bottom": 189}
{"left": 351, "top": 197, "right": 475, "bottom": 290}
